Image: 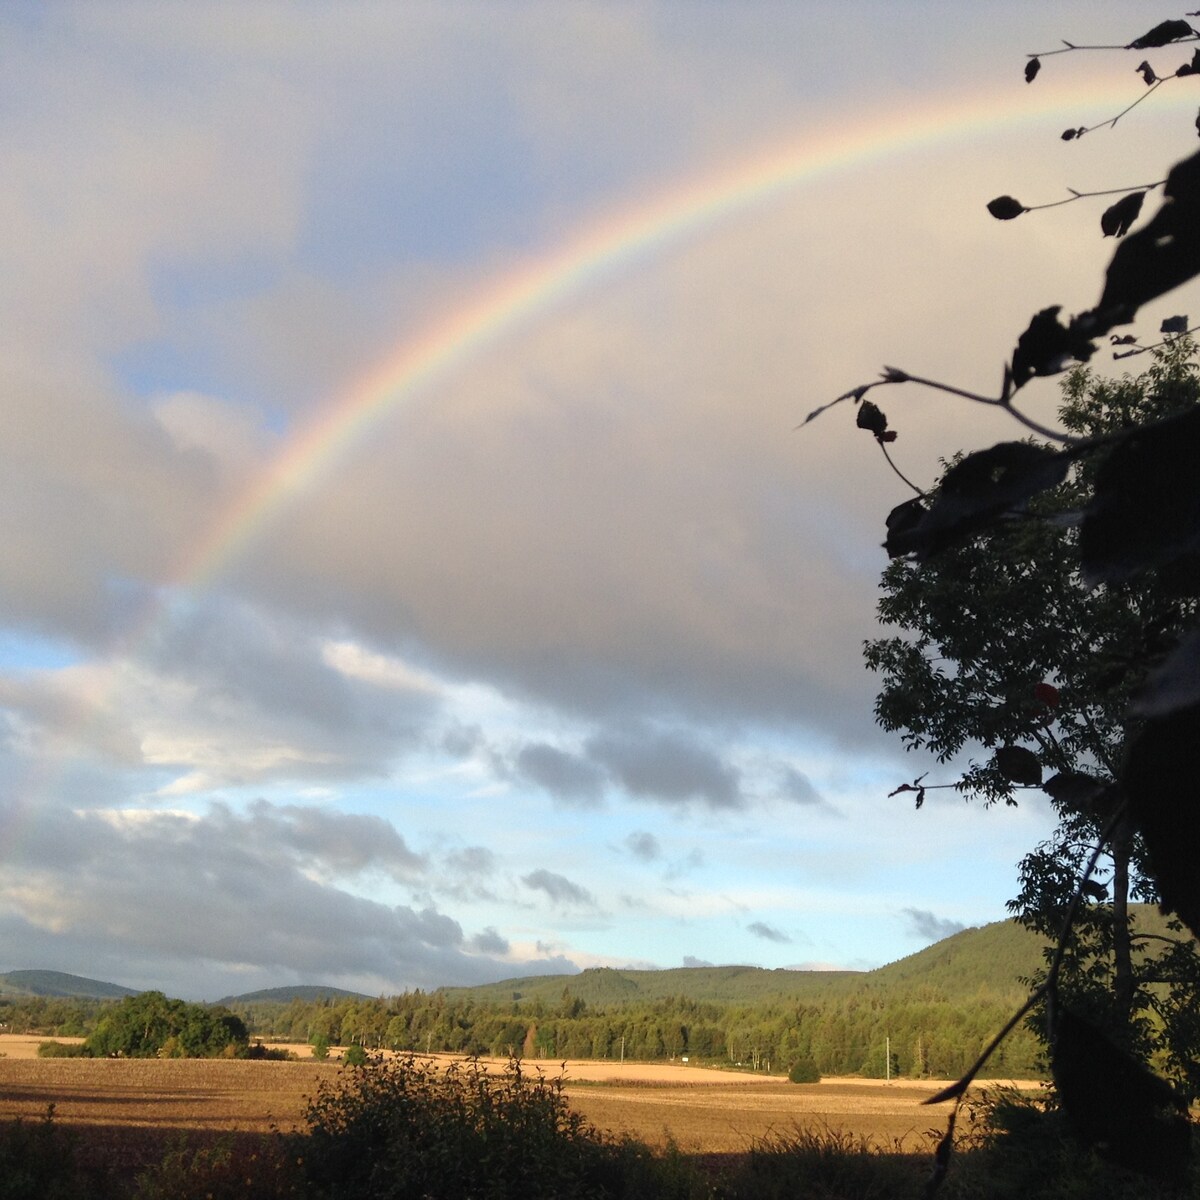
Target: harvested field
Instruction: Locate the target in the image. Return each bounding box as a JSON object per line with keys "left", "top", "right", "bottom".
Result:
{"left": 0, "top": 1035, "right": 1039, "bottom": 1155}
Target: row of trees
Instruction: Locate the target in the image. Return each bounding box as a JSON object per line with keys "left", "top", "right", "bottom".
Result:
{"left": 228, "top": 986, "right": 1041, "bottom": 1080}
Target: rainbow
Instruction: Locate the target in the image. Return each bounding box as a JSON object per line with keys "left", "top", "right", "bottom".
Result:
{"left": 175, "top": 70, "right": 1191, "bottom": 594}
{"left": 4, "top": 68, "right": 1194, "bottom": 854}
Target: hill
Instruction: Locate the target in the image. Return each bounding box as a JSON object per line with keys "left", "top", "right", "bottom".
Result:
{"left": 440, "top": 917, "right": 1057, "bottom": 1010}
{"left": 0, "top": 969, "right": 138, "bottom": 999}
{"left": 218, "top": 984, "right": 373, "bottom": 1005}
{"left": 440, "top": 905, "right": 1182, "bottom": 1012}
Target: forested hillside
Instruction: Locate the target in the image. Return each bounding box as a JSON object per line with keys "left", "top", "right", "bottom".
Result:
{"left": 226, "top": 916, "right": 1079, "bottom": 1079}
{"left": 8, "top": 913, "right": 1179, "bottom": 1080}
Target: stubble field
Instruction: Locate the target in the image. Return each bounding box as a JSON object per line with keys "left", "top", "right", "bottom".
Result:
{"left": 0, "top": 1035, "right": 1034, "bottom": 1155}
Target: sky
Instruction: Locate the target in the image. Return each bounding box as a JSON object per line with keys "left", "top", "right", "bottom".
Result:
{"left": 2, "top": 2, "right": 1196, "bottom": 1001}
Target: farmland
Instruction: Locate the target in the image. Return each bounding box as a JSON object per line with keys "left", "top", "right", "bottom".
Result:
{"left": 0, "top": 1035, "right": 1028, "bottom": 1153}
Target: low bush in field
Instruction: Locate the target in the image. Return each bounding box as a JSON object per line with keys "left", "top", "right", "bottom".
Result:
{"left": 36, "top": 1041, "right": 89, "bottom": 1058}
{"left": 299, "top": 1052, "right": 691, "bottom": 1199}
{"left": 787, "top": 1057, "right": 820, "bottom": 1084}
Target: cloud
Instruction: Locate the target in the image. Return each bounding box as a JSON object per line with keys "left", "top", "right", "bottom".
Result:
{"left": 239, "top": 800, "right": 426, "bottom": 881}
{"left": 747, "top": 921, "right": 791, "bottom": 944}
{"left": 682, "top": 955, "right": 714, "bottom": 968}
{"left": 625, "top": 831, "right": 661, "bottom": 862}
{"left": 778, "top": 766, "right": 827, "bottom": 808}
{"left": 521, "top": 869, "right": 595, "bottom": 908}
{"left": 469, "top": 926, "right": 510, "bottom": 955}
{"left": 586, "top": 727, "right": 742, "bottom": 809}
{"left": 515, "top": 742, "right": 606, "bottom": 806}
{"left": 902, "top": 908, "right": 967, "bottom": 943}
{"left": 445, "top": 846, "right": 496, "bottom": 877}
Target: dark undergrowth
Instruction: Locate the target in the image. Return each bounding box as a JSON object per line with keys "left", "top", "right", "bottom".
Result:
{"left": 1, "top": 1061, "right": 1195, "bottom": 1199}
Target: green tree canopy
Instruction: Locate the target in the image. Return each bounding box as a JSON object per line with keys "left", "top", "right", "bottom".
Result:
{"left": 865, "top": 340, "right": 1200, "bottom": 1093}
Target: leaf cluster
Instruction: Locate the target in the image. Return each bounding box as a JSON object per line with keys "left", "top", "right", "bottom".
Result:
{"left": 822, "top": 14, "right": 1200, "bottom": 1189}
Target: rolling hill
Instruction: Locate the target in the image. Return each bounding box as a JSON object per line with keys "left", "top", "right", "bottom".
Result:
{"left": 0, "top": 969, "right": 138, "bottom": 999}
{"left": 4, "top": 906, "right": 1181, "bottom": 1009}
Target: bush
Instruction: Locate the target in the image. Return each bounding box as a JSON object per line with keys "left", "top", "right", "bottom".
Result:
{"left": 129, "top": 1134, "right": 304, "bottom": 1200}
{"left": 300, "top": 1053, "right": 675, "bottom": 1199}
{"left": 343, "top": 1042, "right": 367, "bottom": 1066}
{"left": 0, "top": 1107, "right": 85, "bottom": 1200}
{"left": 787, "top": 1057, "right": 820, "bottom": 1084}
{"left": 36, "top": 1041, "right": 89, "bottom": 1058}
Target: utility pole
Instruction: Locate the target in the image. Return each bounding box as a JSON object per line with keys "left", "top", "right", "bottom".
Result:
{"left": 885, "top": 1036, "right": 891, "bottom": 1083}
{"left": 620, "top": 1035, "right": 625, "bottom": 1063}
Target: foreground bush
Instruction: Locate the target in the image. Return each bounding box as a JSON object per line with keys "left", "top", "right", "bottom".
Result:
{"left": 300, "top": 1053, "right": 681, "bottom": 1199}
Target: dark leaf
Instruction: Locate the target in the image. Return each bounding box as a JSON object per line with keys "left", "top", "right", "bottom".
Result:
{"left": 994, "top": 745, "right": 1042, "bottom": 786}
{"left": 1080, "top": 406, "right": 1200, "bottom": 584}
{"left": 1100, "top": 191, "right": 1145, "bottom": 238}
{"left": 883, "top": 497, "right": 928, "bottom": 558}
{"left": 1061, "top": 128, "right": 1077, "bottom": 141}
{"left": 925, "top": 1110, "right": 957, "bottom": 1197}
{"left": 1053, "top": 1004, "right": 1190, "bottom": 1179}
{"left": 1136, "top": 60, "right": 1158, "bottom": 86}
{"left": 1082, "top": 879, "right": 1109, "bottom": 902}
{"left": 1177, "top": 49, "right": 1200, "bottom": 76}
{"left": 885, "top": 442, "right": 1069, "bottom": 560}
{"left": 1132, "top": 630, "right": 1200, "bottom": 717}
{"left": 1092, "top": 147, "right": 1200, "bottom": 329}
{"left": 856, "top": 398, "right": 888, "bottom": 436}
{"left": 1127, "top": 19, "right": 1195, "bottom": 50}
{"left": 986, "top": 195, "right": 1026, "bottom": 221}
{"left": 1110, "top": 333, "right": 1139, "bottom": 345}
{"left": 878, "top": 429, "right": 898, "bottom": 443}
{"left": 1024, "top": 57, "right": 1040, "bottom": 84}
{"left": 1160, "top": 313, "right": 1189, "bottom": 334}
{"left": 888, "top": 774, "right": 928, "bottom": 811}
{"left": 1042, "top": 772, "right": 1106, "bottom": 810}
{"left": 1124, "top": 704, "right": 1200, "bottom": 941}
{"left": 1009, "top": 306, "right": 1096, "bottom": 389}
{"left": 1033, "top": 682, "right": 1060, "bottom": 707}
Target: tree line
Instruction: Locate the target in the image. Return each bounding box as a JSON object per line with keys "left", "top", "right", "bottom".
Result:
{"left": 228, "top": 984, "right": 1043, "bottom": 1079}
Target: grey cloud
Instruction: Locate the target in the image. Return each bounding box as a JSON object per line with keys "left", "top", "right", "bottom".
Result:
{"left": 682, "top": 955, "right": 714, "bottom": 968}
{"left": 747, "top": 921, "right": 791, "bottom": 944}
{"left": 0, "top": 797, "right": 576, "bottom": 997}
{"left": 241, "top": 800, "right": 426, "bottom": 880}
{"left": 446, "top": 846, "right": 496, "bottom": 876}
{"left": 586, "top": 727, "right": 741, "bottom": 809}
{"left": 521, "top": 868, "right": 595, "bottom": 907}
{"left": 470, "top": 926, "right": 510, "bottom": 955}
{"left": 515, "top": 742, "right": 605, "bottom": 806}
{"left": 902, "top": 908, "right": 966, "bottom": 943}
{"left": 778, "top": 766, "right": 826, "bottom": 808}
{"left": 625, "top": 831, "right": 661, "bottom": 861}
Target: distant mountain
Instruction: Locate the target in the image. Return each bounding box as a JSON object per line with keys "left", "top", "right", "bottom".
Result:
{"left": 0, "top": 969, "right": 138, "bottom": 999}
{"left": 438, "top": 906, "right": 1182, "bottom": 1011}
{"left": 219, "top": 985, "right": 374, "bottom": 1005}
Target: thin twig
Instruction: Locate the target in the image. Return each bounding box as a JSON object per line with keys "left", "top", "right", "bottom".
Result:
{"left": 876, "top": 440, "right": 926, "bottom": 498}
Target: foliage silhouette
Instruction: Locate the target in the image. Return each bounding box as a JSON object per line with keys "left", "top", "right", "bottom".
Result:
{"left": 819, "top": 12, "right": 1200, "bottom": 1191}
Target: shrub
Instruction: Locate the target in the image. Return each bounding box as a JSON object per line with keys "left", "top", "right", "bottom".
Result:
{"left": 343, "top": 1042, "right": 367, "bottom": 1067}
{"left": 0, "top": 1106, "right": 85, "bottom": 1200}
{"left": 301, "top": 1052, "right": 669, "bottom": 1199}
{"left": 787, "top": 1057, "right": 820, "bottom": 1084}
{"left": 129, "top": 1134, "right": 304, "bottom": 1200}
{"left": 36, "top": 1040, "right": 88, "bottom": 1058}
